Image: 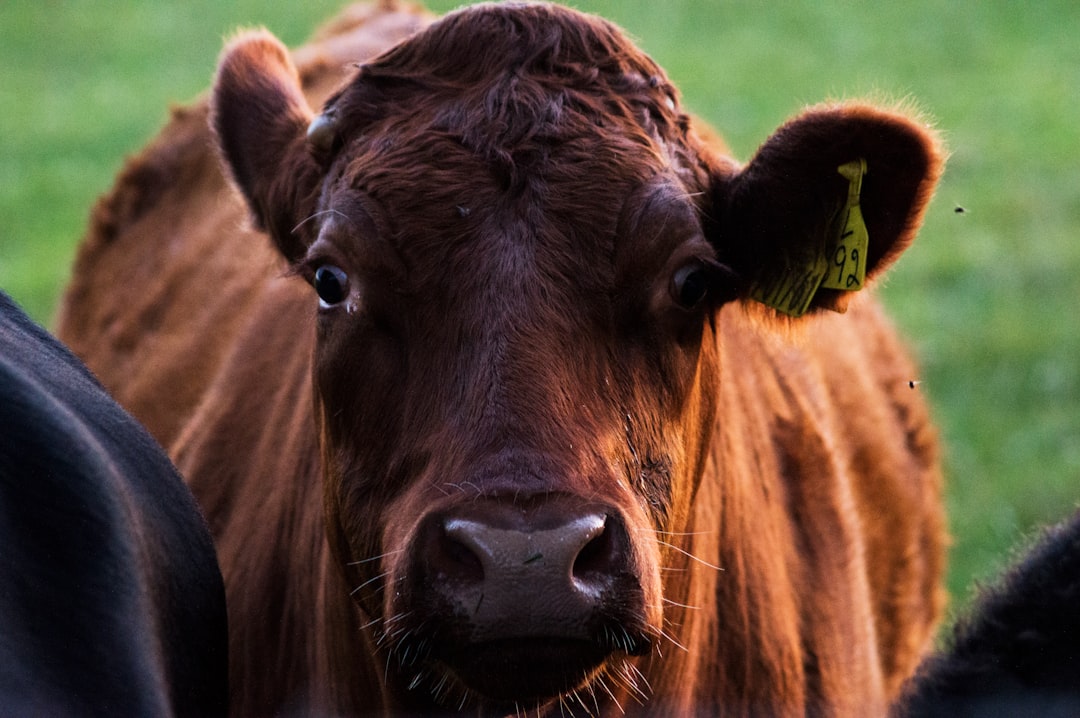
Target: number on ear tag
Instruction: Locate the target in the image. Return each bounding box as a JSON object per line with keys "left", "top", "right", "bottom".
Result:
{"left": 821, "top": 159, "right": 869, "bottom": 291}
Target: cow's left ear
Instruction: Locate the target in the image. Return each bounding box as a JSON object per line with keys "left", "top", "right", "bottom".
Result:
{"left": 211, "top": 30, "right": 324, "bottom": 264}
{"left": 707, "top": 103, "right": 944, "bottom": 316}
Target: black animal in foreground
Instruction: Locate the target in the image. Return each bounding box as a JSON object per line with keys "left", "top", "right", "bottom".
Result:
{"left": 0, "top": 291, "right": 227, "bottom": 716}
{"left": 897, "top": 507, "right": 1080, "bottom": 717}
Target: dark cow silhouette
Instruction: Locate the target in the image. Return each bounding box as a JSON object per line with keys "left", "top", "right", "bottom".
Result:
{"left": 58, "top": 2, "right": 947, "bottom": 715}
{"left": 897, "top": 508, "right": 1080, "bottom": 717}
{"left": 0, "top": 292, "right": 227, "bottom": 716}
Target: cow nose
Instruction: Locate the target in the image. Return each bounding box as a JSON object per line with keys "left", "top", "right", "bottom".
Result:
{"left": 400, "top": 498, "right": 654, "bottom": 702}
{"left": 440, "top": 512, "right": 611, "bottom": 597}
{"left": 414, "top": 498, "right": 640, "bottom": 643}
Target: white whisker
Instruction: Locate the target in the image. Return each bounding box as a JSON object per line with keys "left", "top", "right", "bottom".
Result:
{"left": 346, "top": 548, "right": 404, "bottom": 566}
{"left": 291, "top": 208, "right": 348, "bottom": 234}
{"left": 648, "top": 528, "right": 715, "bottom": 537}
{"left": 587, "top": 677, "right": 601, "bottom": 717}
{"left": 595, "top": 673, "right": 625, "bottom": 714}
{"left": 657, "top": 626, "right": 689, "bottom": 653}
{"left": 616, "top": 661, "right": 651, "bottom": 704}
{"left": 654, "top": 539, "right": 725, "bottom": 572}
{"left": 349, "top": 571, "right": 389, "bottom": 596}
{"left": 662, "top": 597, "right": 701, "bottom": 610}
{"left": 626, "top": 661, "right": 652, "bottom": 696}
{"left": 359, "top": 615, "right": 383, "bottom": 631}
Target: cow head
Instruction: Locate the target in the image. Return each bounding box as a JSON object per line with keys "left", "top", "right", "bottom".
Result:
{"left": 211, "top": 4, "right": 941, "bottom": 713}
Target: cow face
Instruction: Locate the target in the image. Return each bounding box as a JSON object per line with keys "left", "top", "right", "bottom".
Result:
{"left": 211, "top": 4, "right": 940, "bottom": 713}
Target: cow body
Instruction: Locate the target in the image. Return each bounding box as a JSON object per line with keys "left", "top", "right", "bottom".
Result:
{"left": 59, "top": 2, "right": 945, "bottom": 715}
{"left": 0, "top": 292, "right": 227, "bottom": 716}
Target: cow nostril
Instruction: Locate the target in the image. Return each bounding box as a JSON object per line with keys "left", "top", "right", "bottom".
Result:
{"left": 572, "top": 517, "right": 616, "bottom": 585}
{"left": 434, "top": 527, "right": 484, "bottom": 583}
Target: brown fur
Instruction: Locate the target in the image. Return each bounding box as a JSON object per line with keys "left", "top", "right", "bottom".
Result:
{"left": 59, "top": 3, "right": 945, "bottom": 715}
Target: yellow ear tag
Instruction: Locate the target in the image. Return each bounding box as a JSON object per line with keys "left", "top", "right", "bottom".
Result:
{"left": 820, "top": 159, "right": 869, "bottom": 291}
{"left": 749, "top": 248, "right": 830, "bottom": 317}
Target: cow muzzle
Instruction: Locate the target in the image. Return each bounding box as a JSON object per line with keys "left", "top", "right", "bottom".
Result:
{"left": 390, "top": 495, "right": 657, "bottom": 704}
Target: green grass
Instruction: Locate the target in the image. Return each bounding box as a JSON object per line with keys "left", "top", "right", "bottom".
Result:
{"left": 2, "top": 1, "right": 1078, "bottom": 613}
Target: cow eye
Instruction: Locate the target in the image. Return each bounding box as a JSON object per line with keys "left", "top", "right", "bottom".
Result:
{"left": 313, "top": 265, "right": 349, "bottom": 307}
{"left": 671, "top": 262, "right": 709, "bottom": 309}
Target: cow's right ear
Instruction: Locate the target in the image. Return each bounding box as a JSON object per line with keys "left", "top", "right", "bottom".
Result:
{"left": 210, "top": 30, "right": 324, "bottom": 263}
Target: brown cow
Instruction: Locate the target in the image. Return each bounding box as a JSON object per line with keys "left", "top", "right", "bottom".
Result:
{"left": 58, "top": 2, "right": 946, "bottom": 715}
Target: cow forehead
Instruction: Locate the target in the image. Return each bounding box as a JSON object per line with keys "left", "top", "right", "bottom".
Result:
{"left": 315, "top": 4, "right": 701, "bottom": 290}
{"left": 346, "top": 2, "right": 683, "bottom": 128}
{"left": 323, "top": 2, "right": 688, "bottom": 202}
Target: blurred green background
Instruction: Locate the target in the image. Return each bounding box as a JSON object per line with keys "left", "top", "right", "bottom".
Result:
{"left": 1, "top": 1, "right": 1077, "bottom": 614}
